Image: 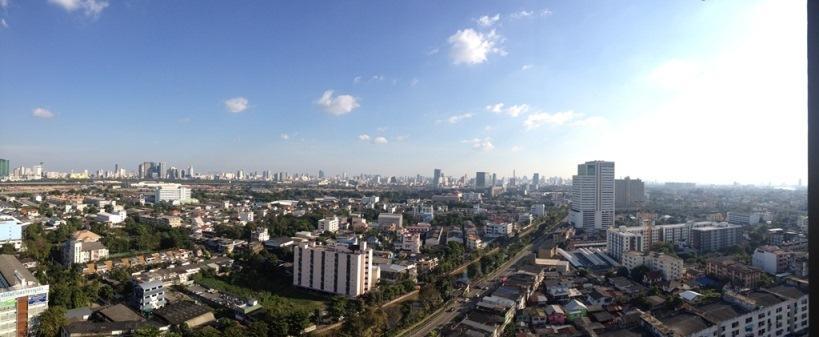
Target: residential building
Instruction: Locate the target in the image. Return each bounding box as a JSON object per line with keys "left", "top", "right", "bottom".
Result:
{"left": 433, "top": 169, "right": 442, "bottom": 187}
{"left": 706, "top": 257, "right": 763, "bottom": 287}
{"left": 615, "top": 177, "right": 645, "bottom": 211}
{"left": 530, "top": 204, "right": 546, "bottom": 217}
{"left": 484, "top": 222, "right": 514, "bottom": 238}
{"left": 622, "top": 251, "right": 685, "bottom": 280}
{"left": 752, "top": 245, "right": 792, "bottom": 275}
{"left": 377, "top": 213, "right": 403, "bottom": 230}
{"left": 292, "top": 241, "right": 380, "bottom": 297}
{"left": 95, "top": 210, "right": 127, "bottom": 225}
{"left": 726, "top": 211, "right": 761, "bottom": 226}
{"left": 424, "top": 227, "right": 443, "bottom": 246}
{"left": 63, "top": 230, "right": 109, "bottom": 265}
{"left": 318, "top": 216, "right": 340, "bottom": 233}
{"left": 238, "top": 209, "right": 254, "bottom": 222}
{"left": 397, "top": 233, "right": 421, "bottom": 254}
{"left": 0, "top": 220, "right": 23, "bottom": 251}
{"left": 250, "top": 227, "right": 270, "bottom": 242}
{"left": 132, "top": 280, "right": 166, "bottom": 312}
{"left": 690, "top": 223, "right": 741, "bottom": 253}
{"left": 606, "top": 226, "right": 645, "bottom": 261}
{"left": 570, "top": 161, "right": 615, "bottom": 231}
{"left": 0, "top": 255, "right": 49, "bottom": 337}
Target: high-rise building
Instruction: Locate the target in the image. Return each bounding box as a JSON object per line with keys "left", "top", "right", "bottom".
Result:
{"left": 187, "top": 165, "right": 194, "bottom": 178}
{"left": 433, "top": 169, "right": 442, "bottom": 187}
{"left": 293, "top": 241, "right": 379, "bottom": 297}
{"left": 0, "top": 255, "right": 49, "bottom": 337}
{"left": 154, "top": 184, "right": 193, "bottom": 204}
{"left": 614, "top": 177, "right": 645, "bottom": 211}
{"left": 0, "top": 159, "right": 8, "bottom": 178}
{"left": 532, "top": 173, "right": 540, "bottom": 187}
{"left": 491, "top": 173, "right": 497, "bottom": 186}
{"left": 475, "top": 172, "right": 488, "bottom": 188}
{"left": 318, "top": 170, "right": 325, "bottom": 179}
{"left": 157, "top": 162, "right": 167, "bottom": 179}
{"left": 571, "top": 161, "right": 615, "bottom": 231}
{"left": 690, "top": 223, "right": 741, "bottom": 253}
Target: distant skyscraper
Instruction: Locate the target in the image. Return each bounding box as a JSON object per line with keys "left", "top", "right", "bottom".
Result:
{"left": 319, "top": 170, "right": 325, "bottom": 178}
{"left": 532, "top": 173, "right": 540, "bottom": 186}
{"left": 571, "top": 160, "right": 615, "bottom": 231}
{"left": 491, "top": 173, "right": 497, "bottom": 187}
{"left": 0, "top": 159, "right": 9, "bottom": 178}
{"left": 433, "top": 169, "right": 442, "bottom": 187}
{"left": 615, "top": 177, "right": 645, "bottom": 211}
{"left": 475, "top": 172, "right": 488, "bottom": 188}
{"left": 157, "top": 162, "right": 167, "bottom": 179}
{"left": 187, "top": 166, "right": 194, "bottom": 178}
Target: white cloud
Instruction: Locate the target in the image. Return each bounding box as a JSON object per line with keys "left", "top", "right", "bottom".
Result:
{"left": 511, "top": 145, "right": 522, "bottom": 152}
{"left": 32, "top": 108, "right": 55, "bottom": 119}
{"left": 541, "top": 9, "right": 553, "bottom": 16}
{"left": 48, "top": 0, "right": 109, "bottom": 17}
{"left": 510, "top": 10, "right": 533, "bottom": 19}
{"left": 448, "top": 28, "right": 505, "bottom": 65}
{"left": 521, "top": 64, "right": 533, "bottom": 71}
{"left": 316, "top": 90, "right": 359, "bottom": 116}
{"left": 0, "top": 19, "right": 6, "bottom": 28}
{"left": 358, "top": 134, "right": 371, "bottom": 141}
{"left": 426, "top": 48, "right": 440, "bottom": 56}
{"left": 394, "top": 135, "right": 408, "bottom": 141}
{"left": 0, "top": 0, "right": 8, "bottom": 9}
{"left": 486, "top": 103, "right": 529, "bottom": 117}
{"left": 447, "top": 113, "right": 473, "bottom": 124}
{"left": 353, "top": 76, "right": 363, "bottom": 84}
{"left": 462, "top": 137, "right": 495, "bottom": 151}
{"left": 280, "top": 133, "right": 290, "bottom": 140}
{"left": 224, "top": 97, "right": 249, "bottom": 113}
{"left": 571, "top": 116, "right": 606, "bottom": 127}
{"left": 476, "top": 14, "right": 501, "bottom": 27}
{"left": 373, "top": 136, "right": 388, "bottom": 144}
{"left": 523, "top": 111, "right": 579, "bottom": 130}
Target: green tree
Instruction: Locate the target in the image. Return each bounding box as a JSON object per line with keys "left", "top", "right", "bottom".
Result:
{"left": 133, "top": 326, "right": 161, "bottom": 337}
{"left": 37, "top": 306, "right": 66, "bottom": 337}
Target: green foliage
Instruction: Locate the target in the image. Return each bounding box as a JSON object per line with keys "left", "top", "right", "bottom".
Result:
{"left": 37, "top": 306, "right": 66, "bottom": 337}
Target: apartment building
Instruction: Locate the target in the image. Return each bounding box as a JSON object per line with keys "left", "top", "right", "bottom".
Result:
{"left": 706, "top": 257, "right": 763, "bottom": 288}
{"left": 622, "top": 251, "right": 685, "bottom": 281}
{"left": 318, "top": 216, "right": 340, "bottom": 233}
{"left": 690, "top": 223, "right": 741, "bottom": 253}
{"left": 292, "top": 241, "right": 379, "bottom": 297}
{"left": 132, "top": 280, "right": 166, "bottom": 313}
{"left": 62, "top": 230, "right": 109, "bottom": 265}
{"left": 484, "top": 222, "right": 514, "bottom": 238}
{"left": 752, "top": 245, "right": 792, "bottom": 275}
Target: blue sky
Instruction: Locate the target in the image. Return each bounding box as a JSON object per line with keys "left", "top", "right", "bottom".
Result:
{"left": 0, "top": 0, "right": 807, "bottom": 185}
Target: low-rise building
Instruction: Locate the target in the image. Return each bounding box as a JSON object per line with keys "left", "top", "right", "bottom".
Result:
{"left": 318, "top": 216, "right": 340, "bottom": 233}
{"left": 0, "top": 255, "right": 49, "bottom": 337}
{"left": 752, "top": 245, "right": 792, "bottom": 275}
{"left": 622, "top": 251, "right": 685, "bottom": 280}
{"left": 63, "top": 230, "right": 109, "bottom": 265}
{"left": 132, "top": 280, "right": 166, "bottom": 312}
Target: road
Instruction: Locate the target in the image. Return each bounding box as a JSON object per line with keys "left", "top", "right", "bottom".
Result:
{"left": 400, "top": 214, "right": 567, "bottom": 337}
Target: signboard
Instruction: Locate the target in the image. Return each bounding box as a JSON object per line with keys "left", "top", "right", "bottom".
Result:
{"left": 0, "top": 299, "right": 15, "bottom": 309}
{"left": 28, "top": 293, "right": 47, "bottom": 306}
{"left": 0, "top": 285, "right": 49, "bottom": 302}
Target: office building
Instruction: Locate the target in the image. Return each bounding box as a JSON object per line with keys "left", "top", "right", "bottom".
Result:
{"left": 154, "top": 184, "right": 193, "bottom": 204}
{"left": 292, "top": 241, "right": 379, "bottom": 297}
{"left": 318, "top": 216, "right": 340, "bottom": 233}
{"left": 476, "top": 172, "right": 488, "bottom": 188}
{"left": 614, "top": 177, "right": 645, "bottom": 211}
{"left": 622, "top": 251, "right": 685, "bottom": 280}
{"left": 690, "top": 223, "right": 741, "bottom": 253}
{"left": 0, "top": 159, "right": 8, "bottom": 178}
{"left": 0, "top": 255, "right": 49, "bottom": 337}
{"left": 726, "top": 211, "right": 761, "bottom": 226}
{"left": 570, "top": 161, "right": 615, "bottom": 231}
{"left": 433, "top": 169, "right": 442, "bottom": 187}
{"left": 132, "top": 280, "right": 166, "bottom": 313}
{"left": 532, "top": 173, "right": 540, "bottom": 187}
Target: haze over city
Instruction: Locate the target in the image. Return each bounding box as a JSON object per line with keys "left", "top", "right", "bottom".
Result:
{"left": 0, "top": 0, "right": 807, "bottom": 185}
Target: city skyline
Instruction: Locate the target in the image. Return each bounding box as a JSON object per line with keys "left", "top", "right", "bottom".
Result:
{"left": 0, "top": 0, "right": 807, "bottom": 185}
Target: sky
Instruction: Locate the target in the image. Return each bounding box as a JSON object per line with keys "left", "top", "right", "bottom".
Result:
{"left": 0, "top": 0, "right": 808, "bottom": 185}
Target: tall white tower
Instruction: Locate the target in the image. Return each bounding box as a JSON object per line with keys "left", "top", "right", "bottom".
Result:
{"left": 570, "top": 160, "right": 615, "bottom": 231}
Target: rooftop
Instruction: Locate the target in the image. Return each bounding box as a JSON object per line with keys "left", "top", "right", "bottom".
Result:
{"left": 153, "top": 301, "right": 213, "bottom": 325}
{"left": 0, "top": 254, "right": 40, "bottom": 289}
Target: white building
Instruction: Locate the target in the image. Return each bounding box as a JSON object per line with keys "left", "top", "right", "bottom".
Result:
{"left": 0, "top": 255, "right": 49, "bottom": 337}
{"left": 752, "top": 245, "right": 792, "bottom": 275}
{"left": 606, "top": 226, "right": 645, "bottom": 261}
{"left": 484, "top": 222, "right": 514, "bottom": 238}
{"left": 0, "top": 220, "right": 23, "bottom": 251}
{"left": 318, "top": 216, "right": 340, "bottom": 233}
{"left": 238, "top": 209, "right": 254, "bottom": 222}
{"left": 292, "top": 241, "right": 379, "bottom": 297}
{"left": 62, "top": 230, "right": 109, "bottom": 265}
{"left": 95, "top": 210, "right": 127, "bottom": 225}
{"left": 132, "top": 280, "right": 166, "bottom": 312}
{"left": 726, "top": 211, "right": 761, "bottom": 226}
{"left": 154, "top": 184, "right": 193, "bottom": 204}
{"left": 397, "top": 233, "right": 421, "bottom": 254}
{"left": 250, "top": 227, "right": 270, "bottom": 242}
{"left": 570, "top": 161, "right": 614, "bottom": 231}
{"left": 622, "top": 251, "right": 685, "bottom": 280}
